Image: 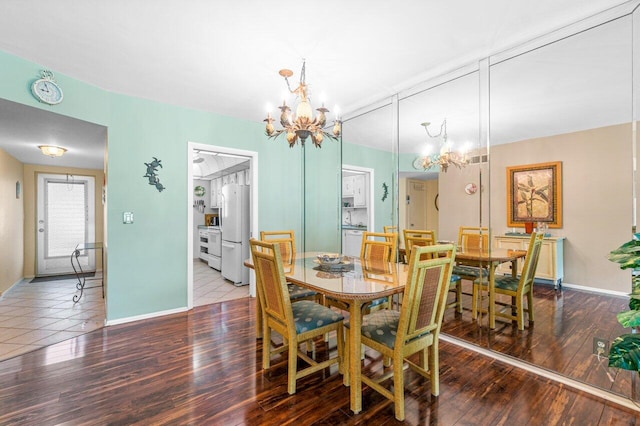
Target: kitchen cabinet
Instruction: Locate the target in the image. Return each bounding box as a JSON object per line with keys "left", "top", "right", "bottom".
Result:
{"left": 210, "top": 178, "right": 221, "bottom": 208}
{"left": 494, "top": 235, "right": 565, "bottom": 288}
{"left": 342, "top": 176, "right": 354, "bottom": 196}
{"left": 353, "top": 174, "right": 366, "bottom": 207}
{"left": 343, "top": 229, "right": 364, "bottom": 257}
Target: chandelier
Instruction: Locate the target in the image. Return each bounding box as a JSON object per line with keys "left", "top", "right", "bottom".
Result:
{"left": 264, "top": 60, "right": 341, "bottom": 148}
{"left": 413, "top": 119, "right": 469, "bottom": 172}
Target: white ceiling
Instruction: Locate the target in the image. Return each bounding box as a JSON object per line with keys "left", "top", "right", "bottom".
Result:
{"left": 0, "top": 0, "right": 635, "bottom": 168}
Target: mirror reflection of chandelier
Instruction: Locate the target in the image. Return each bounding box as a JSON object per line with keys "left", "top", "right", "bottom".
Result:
{"left": 413, "top": 119, "right": 469, "bottom": 172}
{"left": 264, "top": 60, "right": 341, "bottom": 148}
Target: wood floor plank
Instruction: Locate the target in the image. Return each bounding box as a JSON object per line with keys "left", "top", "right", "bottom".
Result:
{"left": 1, "top": 297, "right": 639, "bottom": 425}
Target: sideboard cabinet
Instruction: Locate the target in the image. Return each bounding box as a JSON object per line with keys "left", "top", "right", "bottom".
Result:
{"left": 494, "top": 235, "right": 565, "bottom": 288}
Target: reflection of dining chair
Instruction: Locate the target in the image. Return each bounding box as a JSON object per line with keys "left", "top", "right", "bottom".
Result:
{"left": 452, "top": 226, "right": 490, "bottom": 281}
{"left": 250, "top": 239, "right": 344, "bottom": 395}
{"left": 260, "top": 230, "right": 318, "bottom": 303}
{"left": 472, "top": 232, "right": 544, "bottom": 330}
{"left": 345, "top": 243, "right": 456, "bottom": 421}
{"left": 404, "top": 232, "right": 463, "bottom": 313}
{"left": 402, "top": 229, "right": 435, "bottom": 261}
{"left": 361, "top": 258, "right": 397, "bottom": 284}
{"left": 383, "top": 226, "right": 400, "bottom": 260}
{"left": 361, "top": 232, "right": 397, "bottom": 311}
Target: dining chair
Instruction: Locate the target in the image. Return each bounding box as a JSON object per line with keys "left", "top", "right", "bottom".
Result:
{"left": 404, "top": 231, "right": 463, "bottom": 313}
{"left": 260, "top": 230, "right": 319, "bottom": 302}
{"left": 402, "top": 229, "right": 436, "bottom": 262}
{"left": 452, "top": 226, "right": 490, "bottom": 281}
{"left": 472, "top": 232, "right": 544, "bottom": 330}
{"left": 326, "top": 232, "right": 398, "bottom": 314}
{"left": 345, "top": 243, "right": 456, "bottom": 421}
{"left": 361, "top": 232, "right": 398, "bottom": 311}
{"left": 383, "top": 226, "right": 400, "bottom": 255}
{"left": 250, "top": 239, "right": 344, "bottom": 394}
{"left": 360, "top": 231, "right": 397, "bottom": 262}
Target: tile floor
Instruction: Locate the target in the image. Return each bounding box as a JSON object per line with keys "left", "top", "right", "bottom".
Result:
{"left": 0, "top": 259, "right": 249, "bottom": 362}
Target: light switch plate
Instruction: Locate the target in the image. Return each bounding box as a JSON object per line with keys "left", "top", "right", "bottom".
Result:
{"left": 123, "top": 211, "right": 134, "bottom": 224}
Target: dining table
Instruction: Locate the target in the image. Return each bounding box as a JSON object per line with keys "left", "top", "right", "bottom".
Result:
{"left": 245, "top": 252, "right": 408, "bottom": 415}
{"left": 455, "top": 247, "right": 527, "bottom": 329}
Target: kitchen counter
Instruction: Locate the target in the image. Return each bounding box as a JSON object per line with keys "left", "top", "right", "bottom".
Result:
{"left": 342, "top": 225, "right": 367, "bottom": 231}
{"left": 198, "top": 225, "right": 220, "bottom": 230}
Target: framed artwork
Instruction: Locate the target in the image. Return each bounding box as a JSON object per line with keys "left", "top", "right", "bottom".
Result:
{"left": 507, "top": 161, "right": 562, "bottom": 228}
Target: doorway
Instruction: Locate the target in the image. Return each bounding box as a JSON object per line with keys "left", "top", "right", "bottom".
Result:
{"left": 36, "top": 173, "right": 95, "bottom": 276}
{"left": 187, "top": 142, "right": 259, "bottom": 309}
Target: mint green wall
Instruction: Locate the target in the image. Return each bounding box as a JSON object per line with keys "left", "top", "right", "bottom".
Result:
{"left": 303, "top": 140, "right": 342, "bottom": 252}
{"left": 0, "top": 49, "right": 303, "bottom": 321}
{"left": 342, "top": 142, "right": 396, "bottom": 232}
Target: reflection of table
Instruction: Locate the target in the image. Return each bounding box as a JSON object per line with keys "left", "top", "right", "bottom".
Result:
{"left": 70, "top": 242, "right": 103, "bottom": 303}
{"left": 456, "top": 248, "right": 527, "bottom": 329}
{"left": 245, "top": 252, "right": 407, "bottom": 415}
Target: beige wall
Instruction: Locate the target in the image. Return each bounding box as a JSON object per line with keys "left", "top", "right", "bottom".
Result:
{"left": 0, "top": 148, "right": 24, "bottom": 294}
{"left": 441, "top": 123, "right": 631, "bottom": 292}
{"left": 23, "top": 164, "right": 105, "bottom": 277}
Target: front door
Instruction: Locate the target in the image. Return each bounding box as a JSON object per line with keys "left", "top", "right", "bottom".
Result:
{"left": 36, "top": 173, "right": 95, "bottom": 276}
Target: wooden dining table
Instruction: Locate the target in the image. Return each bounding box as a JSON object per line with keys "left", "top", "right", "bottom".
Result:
{"left": 245, "top": 252, "right": 408, "bottom": 415}
{"left": 455, "top": 247, "right": 527, "bottom": 329}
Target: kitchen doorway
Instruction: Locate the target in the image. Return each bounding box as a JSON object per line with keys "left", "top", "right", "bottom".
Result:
{"left": 186, "top": 142, "right": 258, "bottom": 309}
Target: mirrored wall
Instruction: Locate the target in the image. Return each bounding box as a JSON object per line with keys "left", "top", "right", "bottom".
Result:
{"left": 335, "top": 3, "right": 639, "bottom": 401}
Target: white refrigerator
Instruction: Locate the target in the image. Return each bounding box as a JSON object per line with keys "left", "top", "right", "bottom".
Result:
{"left": 221, "top": 183, "right": 250, "bottom": 285}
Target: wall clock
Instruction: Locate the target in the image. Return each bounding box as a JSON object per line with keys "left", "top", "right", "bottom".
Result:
{"left": 31, "top": 70, "right": 64, "bottom": 105}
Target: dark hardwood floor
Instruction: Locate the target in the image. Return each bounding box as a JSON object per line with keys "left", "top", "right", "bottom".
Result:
{"left": 1, "top": 297, "right": 639, "bottom": 425}
{"left": 441, "top": 281, "right": 634, "bottom": 396}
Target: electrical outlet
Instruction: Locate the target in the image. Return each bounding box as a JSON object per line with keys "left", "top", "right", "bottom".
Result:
{"left": 593, "top": 337, "right": 610, "bottom": 356}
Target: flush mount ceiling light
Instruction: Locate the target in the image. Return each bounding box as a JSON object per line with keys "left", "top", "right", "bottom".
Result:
{"left": 264, "top": 60, "right": 341, "bottom": 148}
{"left": 38, "top": 145, "right": 67, "bottom": 157}
{"left": 413, "top": 119, "right": 469, "bottom": 172}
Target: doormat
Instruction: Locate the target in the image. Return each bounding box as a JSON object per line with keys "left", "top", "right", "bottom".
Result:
{"left": 30, "top": 273, "right": 94, "bottom": 283}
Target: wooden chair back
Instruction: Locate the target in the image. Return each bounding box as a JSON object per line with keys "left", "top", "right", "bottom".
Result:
{"left": 360, "top": 231, "right": 397, "bottom": 262}
{"left": 250, "top": 239, "right": 293, "bottom": 332}
{"left": 457, "top": 226, "right": 489, "bottom": 251}
{"left": 403, "top": 229, "right": 436, "bottom": 261}
{"left": 400, "top": 244, "right": 456, "bottom": 347}
{"left": 260, "top": 230, "right": 296, "bottom": 263}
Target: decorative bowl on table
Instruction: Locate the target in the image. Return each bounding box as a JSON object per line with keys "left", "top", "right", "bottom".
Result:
{"left": 316, "top": 253, "right": 343, "bottom": 265}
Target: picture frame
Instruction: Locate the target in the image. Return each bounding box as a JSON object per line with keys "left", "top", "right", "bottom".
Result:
{"left": 506, "top": 161, "right": 562, "bottom": 228}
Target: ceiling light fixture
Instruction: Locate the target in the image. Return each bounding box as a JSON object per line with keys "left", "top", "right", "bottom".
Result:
{"left": 413, "top": 119, "right": 469, "bottom": 172}
{"left": 38, "top": 145, "right": 67, "bottom": 158}
{"left": 264, "top": 60, "right": 341, "bottom": 148}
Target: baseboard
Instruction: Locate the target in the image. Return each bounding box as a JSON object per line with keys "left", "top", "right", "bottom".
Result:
{"left": 0, "top": 277, "right": 28, "bottom": 299}
{"left": 561, "top": 282, "right": 628, "bottom": 298}
{"left": 105, "top": 306, "right": 189, "bottom": 326}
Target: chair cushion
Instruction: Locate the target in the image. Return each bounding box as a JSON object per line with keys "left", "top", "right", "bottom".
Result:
{"left": 291, "top": 300, "right": 344, "bottom": 334}
{"left": 287, "top": 283, "right": 317, "bottom": 300}
{"left": 353, "top": 309, "right": 401, "bottom": 349}
{"left": 452, "top": 265, "right": 489, "bottom": 278}
{"left": 494, "top": 276, "right": 520, "bottom": 292}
